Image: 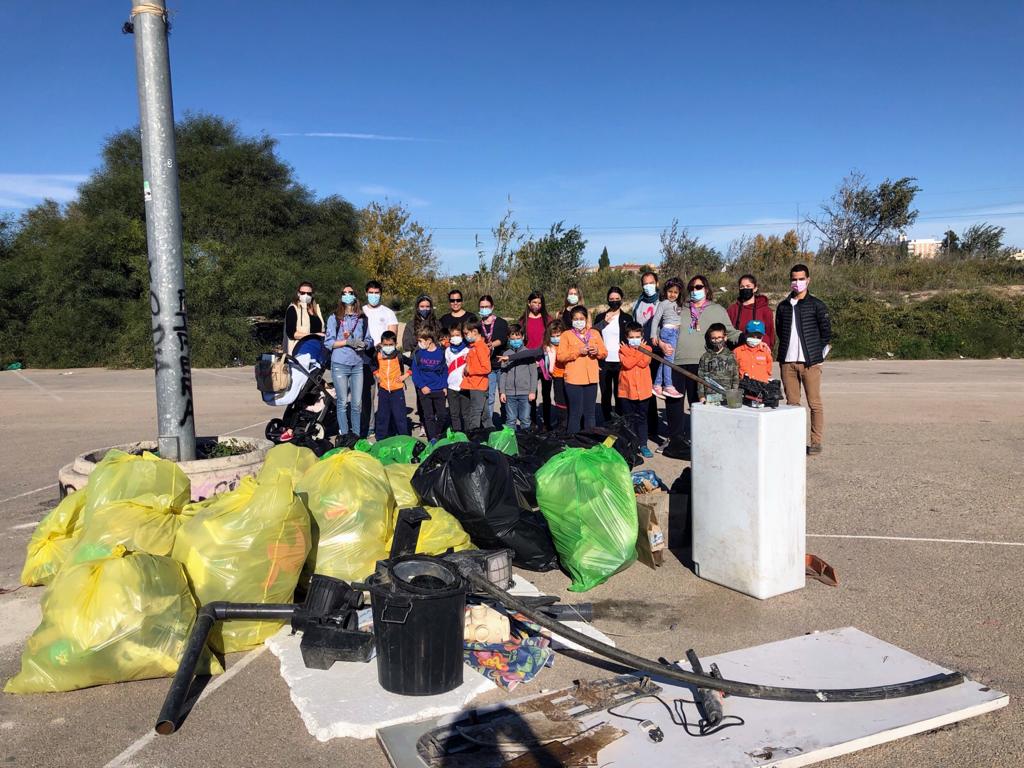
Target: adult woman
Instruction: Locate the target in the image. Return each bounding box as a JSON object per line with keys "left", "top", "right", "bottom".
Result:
{"left": 324, "top": 284, "right": 373, "bottom": 440}
{"left": 593, "top": 286, "right": 631, "bottom": 421}
{"left": 665, "top": 275, "right": 739, "bottom": 443}
{"left": 557, "top": 306, "right": 607, "bottom": 433}
{"left": 560, "top": 286, "right": 587, "bottom": 327}
{"left": 727, "top": 274, "right": 775, "bottom": 350}
{"left": 478, "top": 295, "right": 509, "bottom": 426}
{"left": 284, "top": 281, "right": 325, "bottom": 354}
{"left": 519, "top": 291, "right": 553, "bottom": 430}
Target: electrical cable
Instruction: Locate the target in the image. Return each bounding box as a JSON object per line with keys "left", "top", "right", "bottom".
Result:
{"left": 607, "top": 694, "right": 746, "bottom": 738}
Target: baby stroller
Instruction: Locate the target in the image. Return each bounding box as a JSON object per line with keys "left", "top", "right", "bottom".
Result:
{"left": 257, "top": 336, "right": 338, "bottom": 453}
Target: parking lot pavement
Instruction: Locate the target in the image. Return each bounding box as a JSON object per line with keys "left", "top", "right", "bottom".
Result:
{"left": 1, "top": 360, "right": 1022, "bottom": 767}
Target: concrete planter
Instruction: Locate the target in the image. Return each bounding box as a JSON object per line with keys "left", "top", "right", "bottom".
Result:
{"left": 57, "top": 436, "right": 273, "bottom": 501}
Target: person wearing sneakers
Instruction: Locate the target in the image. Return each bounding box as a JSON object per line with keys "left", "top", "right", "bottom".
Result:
{"left": 461, "top": 320, "right": 493, "bottom": 430}
{"left": 650, "top": 278, "right": 685, "bottom": 399}
{"left": 372, "top": 330, "right": 411, "bottom": 439}
{"left": 734, "top": 320, "right": 773, "bottom": 382}
{"left": 775, "top": 264, "right": 832, "bottom": 455}
{"left": 557, "top": 306, "right": 607, "bottom": 433}
{"left": 618, "top": 322, "right": 655, "bottom": 458}
{"left": 445, "top": 325, "right": 471, "bottom": 431}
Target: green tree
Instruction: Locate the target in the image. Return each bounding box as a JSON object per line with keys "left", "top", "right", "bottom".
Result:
{"left": 598, "top": 246, "right": 610, "bottom": 271}
{"left": 808, "top": 171, "right": 921, "bottom": 265}
{"left": 941, "top": 229, "right": 960, "bottom": 258}
{"left": 515, "top": 222, "right": 587, "bottom": 293}
{"left": 729, "top": 229, "right": 801, "bottom": 273}
{"left": 959, "top": 222, "right": 1005, "bottom": 259}
{"left": 0, "top": 114, "right": 361, "bottom": 368}
{"left": 474, "top": 206, "right": 526, "bottom": 298}
{"left": 659, "top": 219, "right": 723, "bottom": 279}
{"left": 357, "top": 200, "right": 438, "bottom": 306}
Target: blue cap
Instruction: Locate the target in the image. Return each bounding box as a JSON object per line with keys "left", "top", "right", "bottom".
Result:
{"left": 745, "top": 320, "right": 765, "bottom": 334}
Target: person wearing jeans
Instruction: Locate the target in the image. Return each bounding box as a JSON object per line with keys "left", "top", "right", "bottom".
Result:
{"left": 324, "top": 285, "right": 372, "bottom": 440}
{"left": 498, "top": 324, "right": 537, "bottom": 431}
{"left": 775, "top": 263, "right": 831, "bottom": 454}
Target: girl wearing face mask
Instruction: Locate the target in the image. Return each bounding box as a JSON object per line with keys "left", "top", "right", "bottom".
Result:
{"left": 560, "top": 286, "right": 588, "bottom": 328}
{"left": 284, "top": 281, "right": 325, "bottom": 355}
{"left": 556, "top": 307, "right": 607, "bottom": 433}
{"left": 518, "top": 291, "right": 553, "bottom": 429}
{"left": 402, "top": 295, "right": 440, "bottom": 435}
{"left": 324, "top": 285, "right": 373, "bottom": 441}
{"left": 543, "top": 320, "right": 568, "bottom": 432}
{"left": 594, "top": 286, "right": 631, "bottom": 421}
{"left": 664, "top": 275, "right": 739, "bottom": 444}
{"left": 650, "top": 278, "right": 685, "bottom": 398}
{"left": 727, "top": 274, "right": 775, "bottom": 351}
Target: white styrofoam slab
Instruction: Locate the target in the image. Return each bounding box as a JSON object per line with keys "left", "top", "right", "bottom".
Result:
{"left": 265, "top": 627, "right": 495, "bottom": 741}
{"left": 377, "top": 627, "right": 1008, "bottom": 767}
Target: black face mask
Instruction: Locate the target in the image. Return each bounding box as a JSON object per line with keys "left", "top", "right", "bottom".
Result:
{"left": 607, "top": 299, "right": 622, "bottom": 310}
{"left": 738, "top": 288, "right": 755, "bottom": 302}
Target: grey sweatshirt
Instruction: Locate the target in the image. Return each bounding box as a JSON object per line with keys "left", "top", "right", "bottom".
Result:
{"left": 672, "top": 301, "right": 740, "bottom": 365}
{"left": 651, "top": 299, "right": 684, "bottom": 339}
{"left": 499, "top": 355, "right": 539, "bottom": 397}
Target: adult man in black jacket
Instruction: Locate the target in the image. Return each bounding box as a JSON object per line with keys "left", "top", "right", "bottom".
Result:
{"left": 775, "top": 264, "right": 832, "bottom": 454}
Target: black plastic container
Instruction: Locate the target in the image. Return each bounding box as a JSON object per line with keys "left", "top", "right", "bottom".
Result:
{"left": 368, "top": 555, "right": 466, "bottom": 696}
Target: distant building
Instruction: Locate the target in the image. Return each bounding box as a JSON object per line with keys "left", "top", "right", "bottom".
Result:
{"left": 1010, "top": 250, "right": 1024, "bottom": 261}
{"left": 585, "top": 262, "right": 657, "bottom": 274}
{"left": 905, "top": 238, "right": 942, "bottom": 259}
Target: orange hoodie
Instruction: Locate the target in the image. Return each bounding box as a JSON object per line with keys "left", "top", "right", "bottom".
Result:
{"left": 461, "top": 337, "right": 491, "bottom": 391}
{"left": 618, "top": 343, "right": 653, "bottom": 401}
{"left": 734, "top": 342, "right": 773, "bottom": 382}
{"left": 556, "top": 328, "right": 606, "bottom": 385}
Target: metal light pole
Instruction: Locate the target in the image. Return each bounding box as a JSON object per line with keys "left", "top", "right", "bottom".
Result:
{"left": 129, "top": 0, "right": 196, "bottom": 460}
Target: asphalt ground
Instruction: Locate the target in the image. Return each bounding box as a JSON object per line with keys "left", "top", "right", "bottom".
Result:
{"left": 1, "top": 360, "right": 1022, "bottom": 768}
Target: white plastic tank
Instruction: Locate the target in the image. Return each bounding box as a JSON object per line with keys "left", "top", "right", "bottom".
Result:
{"left": 690, "top": 403, "right": 806, "bottom": 599}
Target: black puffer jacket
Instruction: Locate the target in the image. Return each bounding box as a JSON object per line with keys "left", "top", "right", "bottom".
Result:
{"left": 775, "top": 293, "right": 831, "bottom": 366}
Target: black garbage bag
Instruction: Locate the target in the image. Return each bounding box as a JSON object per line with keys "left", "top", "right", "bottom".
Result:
{"left": 464, "top": 426, "right": 499, "bottom": 444}
{"left": 411, "top": 443, "right": 559, "bottom": 571}
{"left": 515, "top": 431, "right": 569, "bottom": 464}
{"left": 661, "top": 435, "right": 691, "bottom": 461}
{"left": 510, "top": 454, "right": 545, "bottom": 511}
{"left": 565, "top": 415, "right": 643, "bottom": 468}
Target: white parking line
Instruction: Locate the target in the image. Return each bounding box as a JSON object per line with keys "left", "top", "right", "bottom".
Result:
{"left": 221, "top": 420, "right": 265, "bottom": 436}
{"left": 0, "top": 483, "right": 57, "bottom": 506}
{"left": 195, "top": 369, "right": 250, "bottom": 381}
{"left": 9, "top": 522, "right": 39, "bottom": 531}
{"left": 808, "top": 533, "right": 1024, "bottom": 547}
{"left": 102, "top": 646, "right": 267, "bottom": 768}
{"left": 13, "top": 371, "right": 64, "bottom": 402}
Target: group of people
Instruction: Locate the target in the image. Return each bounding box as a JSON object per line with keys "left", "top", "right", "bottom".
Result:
{"left": 283, "top": 263, "right": 832, "bottom": 457}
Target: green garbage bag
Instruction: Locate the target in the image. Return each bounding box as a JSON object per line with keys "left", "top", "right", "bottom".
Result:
{"left": 367, "top": 435, "right": 426, "bottom": 465}
{"left": 535, "top": 444, "right": 638, "bottom": 592}
{"left": 20, "top": 489, "right": 86, "bottom": 586}
{"left": 486, "top": 426, "right": 519, "bottom": 456}
{"left": 420, "top": 429, "right": 469, "bottom": 460}
{"left": 352, "top": 439, "right": 373, "bottom": 454}
{"left": 319, "top": 446, "right": 347, "bottom": 461}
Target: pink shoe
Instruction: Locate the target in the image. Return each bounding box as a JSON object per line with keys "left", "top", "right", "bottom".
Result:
{"left": 652, "top": 385, "right": 664, "bottom": 398}
{"left": 663, "top": 386, "right": 684, "bottom": 398}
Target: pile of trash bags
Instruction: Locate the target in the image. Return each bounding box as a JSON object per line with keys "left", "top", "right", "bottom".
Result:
{"left": 9, "top": 418, "right": 644, "bottom": 695}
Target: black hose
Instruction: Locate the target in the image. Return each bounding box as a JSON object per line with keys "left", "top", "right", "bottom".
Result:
{"left": 155, "top": 602, "right": 295, "bottom": 735}
{"left": 464, "top": 571, "right": 963, "bottom": 703}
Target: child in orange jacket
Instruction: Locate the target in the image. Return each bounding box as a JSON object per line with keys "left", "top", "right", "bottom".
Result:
{"left": 373, "top": 330, "right": 411, "bottom": 438}
{"left": 556, "top": 306, "right": 607, "bottom": 433}
{"left": 461, "top": 320, "right": 492, "bottom": 430}
{"left": 617, "top": 322, "right": 654, "bottom": 458}
{"left": 734, "top": 319, "right": 773, "bottom": 382}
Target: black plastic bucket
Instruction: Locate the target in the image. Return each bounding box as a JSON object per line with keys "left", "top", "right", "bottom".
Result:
{"left": 368, "top": 556, "right": 466, "bottom": 696}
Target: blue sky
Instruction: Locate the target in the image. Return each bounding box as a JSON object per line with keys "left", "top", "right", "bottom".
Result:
{"left": 2, "top": 1, "right": 1022, "bottom": 271}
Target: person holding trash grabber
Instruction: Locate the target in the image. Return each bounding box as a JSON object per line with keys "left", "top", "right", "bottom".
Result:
{"left": 617, "top": 322, "right": 655, "bottom": 458}
{"left": 557, "top": 306, "right": 607, "bottom": 433}
{"left": 697, "top": 323, "right": 738, "bottom": 405}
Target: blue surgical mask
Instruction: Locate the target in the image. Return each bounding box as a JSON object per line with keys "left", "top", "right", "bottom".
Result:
{"left": 690, "top": 289, "right": 705, "bottom": 302}
{"left": 341, "top": 293, "right": 356, "bottom": 305}
{"left": 550, "top": 336, "right": 561, "bottom": 346}
{"left": 643, "top": 284, "right": 657, "bottom": 297}
{"left": 479, "top": 307, "right": 493, "bottom": 317}
{"left": 509, "top": 338, "right": 524, "bottom": 350}
{"left": 628, "top": 337, "right": 642, "bottom": 347}
{"left": 381, "top": 345, "right": 395, "bottom": 355}
{"left": 567, "top": 294, "right": 579, "bottom": 305}
{"left": 572, "top": 319, "right": 586, "bottom": 331}
{"left": 367, "top": 293, "right": 382, "bottom": 307}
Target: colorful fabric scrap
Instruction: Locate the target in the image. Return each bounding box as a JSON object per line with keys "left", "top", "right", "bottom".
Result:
{"left": 463, "top": 611, "right": 554, "bottom": 690}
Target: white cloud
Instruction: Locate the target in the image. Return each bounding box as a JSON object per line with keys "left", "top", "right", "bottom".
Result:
{"left": 277, "top": 131, "right": 438, "bottom": 142}
{"left": 0, "top": 173, "right": 87, "bottom": 208}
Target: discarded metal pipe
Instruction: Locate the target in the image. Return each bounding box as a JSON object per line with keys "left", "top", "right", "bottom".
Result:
{"left": 635, "top": 346, "right": 727, "bottom": 393}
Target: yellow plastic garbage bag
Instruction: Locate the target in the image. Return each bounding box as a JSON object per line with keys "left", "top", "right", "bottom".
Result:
{"left": 296, "top": 450, "right": 395, "bottom": 581}
{"left": 172, "top": 476, "right": 311, "bottom": 653}
{"left": 20, "top": 489, "right": 86, "bottom": 586}
{"left": 82, "top": 449, "right": 190, "bottom": 522}
{"left": 4, "top": 548, "right": 221, "bottom": 694}
{"left": 383, "top": 465, "right": 473, "bottom": 556}
{"left": 69, "top": 493, "right": 193, "bottom": 565}
{"left": 256, "top": 443, "right": 317, "bottom": 488}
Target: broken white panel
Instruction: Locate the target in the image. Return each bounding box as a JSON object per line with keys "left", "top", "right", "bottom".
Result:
{"left": 546, "top": 621, "right": 616, "bottom": 653}
{"left": 265, "top": 627, "right": 495, "bottom": 741}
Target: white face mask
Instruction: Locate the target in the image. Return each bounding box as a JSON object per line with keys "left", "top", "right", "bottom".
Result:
{"left": 627, "top": 337, "right": 642, "bottom": 347}
{"left": 643, "top": 283, "right": 657, "bottom": 297}
{"left": 567, "top": 294, "right": 579, "bottom": 305}
{"left": 381, "top": 345, "right": 396, "bottom": 355}
{"left": 746, "top": 336, "right": 762, "bottom": 347}
{"left": 572, "top": 319, "right": 586, "bottom": 330}
{"left": 298, "top": 293, "right": 312, "bottom": 305}
{"left": 450, "top": 336, "right": 463, "bottom": 346}
{"left": 418, "top": 341, "right": 429, "bottom": 350}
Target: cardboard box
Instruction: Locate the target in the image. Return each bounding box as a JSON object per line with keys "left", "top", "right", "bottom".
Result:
{"left": 635, "top": 492, "right": 669, "bottom": 569}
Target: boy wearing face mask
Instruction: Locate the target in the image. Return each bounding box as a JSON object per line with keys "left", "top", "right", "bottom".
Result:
{"left": 545, "top": 320, "right": 568, "bottom": 432}
{"left": 775, "top": 264, "right": 832, "bottom": 455}
{"left": 617, "top": 322, "right": 654, "bottom": 458}
{"left": 373, "top": 330, "right": 411, "bottom": 439}
{"left": 556, "top": 307, "right": 607, "bottom": 433}
{"left": 411, "top": 327, "right": 448, "bottom": 442}
{"left": 445, "top": 325, "right": 471, "bottom": 432}
{"left": 697, "top": 323, "right": 739, "bottom": 405}
{"left": 734, "top": 320, "right": 773, "bottom": 382}
{"left": 498, "top": 325, "right": 537, "bottom": 432}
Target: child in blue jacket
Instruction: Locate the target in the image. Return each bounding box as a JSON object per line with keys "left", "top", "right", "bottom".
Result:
{"left": 411, "top": 326, "right": 449, "bottom": 442}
